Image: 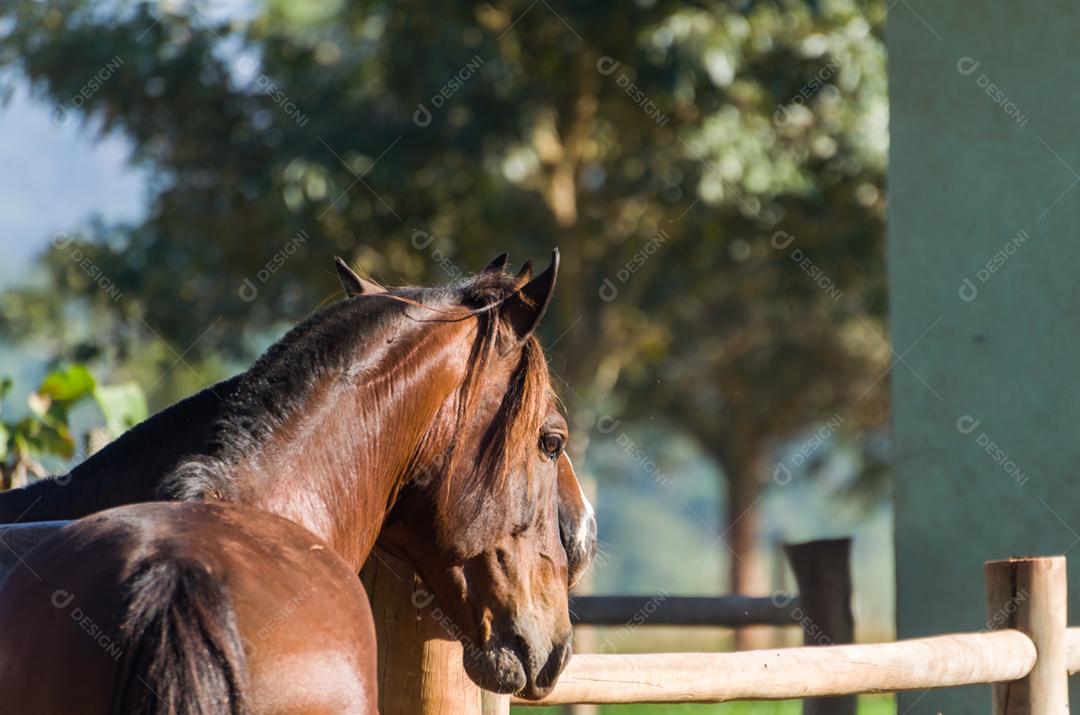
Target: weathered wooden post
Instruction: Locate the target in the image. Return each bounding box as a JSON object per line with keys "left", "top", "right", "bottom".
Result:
{"left": 783, "top": 538, "right": 856, "bottom": 715}
{"left": 361, "top": 549, "right": 510, "bottom": 715}
{"left": 985, "top": 556, "right": 1068, "bottom": 715}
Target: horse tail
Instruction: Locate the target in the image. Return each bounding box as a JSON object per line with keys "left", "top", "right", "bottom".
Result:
{"left": 110, "top": 556, "right": 249, "bottom": 715}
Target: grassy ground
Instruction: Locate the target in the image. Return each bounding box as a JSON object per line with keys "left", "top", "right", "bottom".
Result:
{"left": 513, "top": 695, "right": 895, "bottom": 714}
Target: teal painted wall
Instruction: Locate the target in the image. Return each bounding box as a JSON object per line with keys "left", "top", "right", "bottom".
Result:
{"left": 889, "top": 2, "right": 1080, "bottom": 711}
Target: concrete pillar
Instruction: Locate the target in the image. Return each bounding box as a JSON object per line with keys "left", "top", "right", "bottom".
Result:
{"left": 889, "top": 2, "right": 1080, "bottom": 711}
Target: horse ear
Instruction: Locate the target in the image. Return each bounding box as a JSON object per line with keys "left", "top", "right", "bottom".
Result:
{"left": 513, "top": 260, "right": 533, "bottom": 289}
{"left": 500, "top": 249, "right": 559, "bottom": 341}
{"left": 483, "top": 252, "right": 509, "bottom": 273}
{"left": 335, "top": 256, "right": 385, "bottom": 297}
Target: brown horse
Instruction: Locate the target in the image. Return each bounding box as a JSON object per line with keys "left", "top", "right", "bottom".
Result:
{"left": 0, "top": 255, "right": 595, "bottom": 586}
{"left": 0, "top": 251, "right": 595, "bottom": 704}
{"left": 0, "top": 502, "right": 378, "bottom": 714}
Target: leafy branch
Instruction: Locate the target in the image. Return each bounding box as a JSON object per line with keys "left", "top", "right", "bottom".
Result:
{"left": 0, "top": 365, "right": 146, "bottom": 489}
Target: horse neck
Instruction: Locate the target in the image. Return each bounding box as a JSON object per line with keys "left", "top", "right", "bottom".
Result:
{"left": 240, "top": 317, "right": 475, "bottom": 570}
{"left": 0, "top": 376, "right": 241, "bottom": 524}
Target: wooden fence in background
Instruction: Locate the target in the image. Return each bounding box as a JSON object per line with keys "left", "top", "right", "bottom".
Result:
{"left": 565, "top": 538, "right": 857, "bottom": 715}
{"left": 371, "top": 552, "right": 1070, "bottom": 715}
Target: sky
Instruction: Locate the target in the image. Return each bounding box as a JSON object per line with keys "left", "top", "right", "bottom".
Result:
{"left": 0, "top": 0, "right": 263, "bottom": 288}
{"left": 0, "top": 77, "right": 146, "bottom": 288}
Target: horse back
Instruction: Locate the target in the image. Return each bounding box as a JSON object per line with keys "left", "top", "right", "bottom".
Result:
{"left": 0, "top": 501, "right": 377, "bottom": 715}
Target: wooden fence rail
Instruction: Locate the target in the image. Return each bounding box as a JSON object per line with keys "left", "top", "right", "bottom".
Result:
{"left": 512, "top": 630, "right": 1038, "bottom": 705}
{"left": 511, "top": 626, "right": 1080, "bottom": 708}
{"left": 569, "top": 595, "right": 801, "bottom": 627}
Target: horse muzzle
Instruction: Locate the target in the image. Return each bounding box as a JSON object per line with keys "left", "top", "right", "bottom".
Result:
{"left": 463, "top": 621, "right": 573, "bottom": 699}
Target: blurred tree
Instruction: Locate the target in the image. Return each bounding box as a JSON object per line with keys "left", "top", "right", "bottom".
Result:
{"left": 0, "top": 0, "right": 889, "bottom": 628}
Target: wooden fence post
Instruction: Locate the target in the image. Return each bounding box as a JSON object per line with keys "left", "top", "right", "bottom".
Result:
{"left": 480, "top": 691, "right": 510, "bottom": 715}
{"left": 361, "top": 549, "right": 509, "bottom": 715}
{"left": 783, "top": 538, "right": 856, "bottom": 715}
{"left": 985, "top": 556, "right": 1068, "bottom": 715}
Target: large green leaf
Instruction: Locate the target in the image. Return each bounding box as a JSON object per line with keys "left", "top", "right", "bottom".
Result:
{"left": 0, "top": 422, "right": 8, "bottom": 462}
{"left": 37, "top": 365, "right": 96, "bottom": 403}
{"left": 93, "top": 382, "right": 148, "bottom": 438}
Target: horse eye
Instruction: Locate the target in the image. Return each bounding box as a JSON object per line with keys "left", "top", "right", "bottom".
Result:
{"left": 540, "top": 433, "right": 564, "bottom": 459}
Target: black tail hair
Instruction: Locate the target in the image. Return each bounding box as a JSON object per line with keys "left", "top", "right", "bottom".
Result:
{"left": 110, "top": 556, "right": 249, "bottom": 715}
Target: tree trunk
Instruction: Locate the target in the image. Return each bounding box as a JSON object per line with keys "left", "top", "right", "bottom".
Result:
{"left": 726, "top": 454, "right": 770, "bottom": 651}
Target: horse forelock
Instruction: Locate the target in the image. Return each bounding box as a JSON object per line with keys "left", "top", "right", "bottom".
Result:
{"left": 439, "top": 278, "right": 556, "bottom": 510}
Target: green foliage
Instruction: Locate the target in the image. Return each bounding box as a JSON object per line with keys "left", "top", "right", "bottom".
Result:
{"left": 92, "top": 382, "right": 149, "bottom": 439}
{"left": 0, "top": 365, "right": 146, "bottom": 487}
{"left": 24, "top": 364, "right": 97, "bottom": 461}
{"left": 0, "top": 1, "right": 892, "bottom": 584}
{"left": 0, "top": 0, "right": 888, "bottom": 408}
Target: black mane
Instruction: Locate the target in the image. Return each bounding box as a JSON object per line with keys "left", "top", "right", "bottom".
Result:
{"left": 161, "top": 271, "right": 525, "bottom": 501}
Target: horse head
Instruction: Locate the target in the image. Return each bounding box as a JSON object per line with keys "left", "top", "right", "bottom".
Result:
{"left": 369, "top": 251, "right": 590, "bottom": 699}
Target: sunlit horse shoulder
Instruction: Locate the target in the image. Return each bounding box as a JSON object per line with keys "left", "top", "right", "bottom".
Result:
{"left": 0, "top": 251, "right": 596, "bottom": 711}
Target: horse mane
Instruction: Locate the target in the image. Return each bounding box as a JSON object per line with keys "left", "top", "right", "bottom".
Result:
{"left": 441, "top": 272, "right": 552, "bottom": 502}
{"left": 161, "top": 269, "right": 553, "bottom": 504}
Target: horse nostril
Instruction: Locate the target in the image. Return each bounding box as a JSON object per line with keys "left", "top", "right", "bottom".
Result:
{"left": 534, "top": 640, "right": 572, "bottom": 690}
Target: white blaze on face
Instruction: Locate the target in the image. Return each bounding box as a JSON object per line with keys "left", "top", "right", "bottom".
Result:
{"left": 564, "top": 455, "right": 596, "bottom": 558}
